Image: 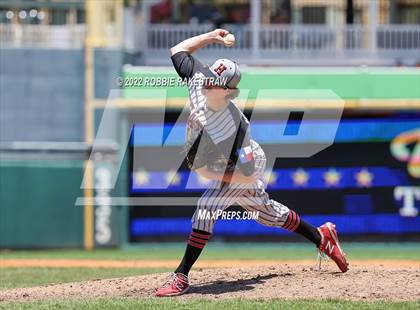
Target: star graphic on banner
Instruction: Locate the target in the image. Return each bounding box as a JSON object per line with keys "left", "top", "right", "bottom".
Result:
{"left": 291, "top": 168, "right": 309, "bottom": 186}
{"left": 355, "top": 168, "right": 374, "bottom": 187}
{"left": 133, "top": 169, "right": 149, "bottom": 186}
{"left": 264, "top": 171, "right": 278, "bottom": 185}
{"left": 323, "top": 168, "right": 341, "bottom": 187}
{"left": 197, "top": 173, "right": 212, "bottom": 185}
{"left": 166, "top": 169, "right": 181, "bottom": 186}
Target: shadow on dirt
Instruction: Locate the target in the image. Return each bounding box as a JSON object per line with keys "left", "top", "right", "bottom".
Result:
{"left": 190, "top": 273, "right": 289, "bottom": 295}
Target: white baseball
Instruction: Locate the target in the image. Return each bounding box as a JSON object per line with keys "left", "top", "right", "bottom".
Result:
{"left": 224, "top": 34, "right": 235, "bottom": 45}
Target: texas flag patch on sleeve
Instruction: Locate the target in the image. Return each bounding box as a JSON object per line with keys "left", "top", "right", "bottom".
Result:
{"left": 238, "top": 145, "right": 254, "bottom": 164}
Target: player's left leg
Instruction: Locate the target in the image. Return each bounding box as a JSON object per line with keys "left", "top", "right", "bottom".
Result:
{"left": 237, "top": 188, "right": 321, "bottom": 246}
{"left": 237, "top": 141, "right": 348, "bottom": 272}
{"left": 237, "top": 190, "right": 348, "bottom": 272}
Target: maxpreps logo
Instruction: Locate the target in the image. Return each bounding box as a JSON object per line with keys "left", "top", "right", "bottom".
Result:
{"left": 391, "top": 129, "right": 420, "bottom": 217}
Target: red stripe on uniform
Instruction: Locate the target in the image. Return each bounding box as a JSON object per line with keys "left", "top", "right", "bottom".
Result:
{"left": 288, "top": 211, "right": 297, "bottom": 230}
{"left": 188, "top": 240, "right": 205, "bottom": 249}
{"left": 283, "top": 211, "right": 296, "bottom": 230}
{"left": 282, "top": 211, "right": 293, "bottom": 229}
{"left": 189, "top": 236, "right": 207, "bottom": 245}
{"left": 289, "top": 213, "right": 301, "bottom": 232}
{"left": 191, "top": 231, "right": 211, "bottom": 240}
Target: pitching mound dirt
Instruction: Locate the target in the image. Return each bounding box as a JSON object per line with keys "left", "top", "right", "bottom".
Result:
{"left": 1, "top": 264, "right": 419, "bottom": 303}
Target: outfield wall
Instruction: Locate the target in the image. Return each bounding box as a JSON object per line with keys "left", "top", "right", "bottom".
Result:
{"left": 0, "top": 155, "right": 128, "bottom": 249}
{"left": 0, "top": 160, "right": 84, "bottom": 248}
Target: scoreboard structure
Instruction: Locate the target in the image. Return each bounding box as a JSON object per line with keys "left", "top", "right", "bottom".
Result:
{"left": 127, "top": 110, "right": 419, "bottom": 240}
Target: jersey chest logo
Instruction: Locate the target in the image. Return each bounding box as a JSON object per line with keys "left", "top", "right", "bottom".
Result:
{"left": 214, "top": 63, "right": 227, "bottom": 76}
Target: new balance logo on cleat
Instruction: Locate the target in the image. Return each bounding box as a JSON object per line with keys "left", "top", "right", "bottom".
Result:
{"left": 325, "top": 241, "right": 335, "bottom": 255}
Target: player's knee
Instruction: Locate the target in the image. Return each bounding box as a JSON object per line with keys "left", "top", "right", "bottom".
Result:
{"left": 256, "top": 216, "right": 284, "bottom": 229}
{"left": 191, "top": 217, "right": 214, "bottom": 234}
{"left": 257, "top": 219, "right": 279, "bottom": 228}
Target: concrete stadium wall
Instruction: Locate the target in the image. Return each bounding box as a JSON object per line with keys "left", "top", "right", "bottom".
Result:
{"left": 94, "top": 49, "right": 125, "bottom": 99}
{"left": 0, "top": 49, "right": 85, "bottom": 142}
{"left": 0, "top": 48, "right": 125, "bottom": 142}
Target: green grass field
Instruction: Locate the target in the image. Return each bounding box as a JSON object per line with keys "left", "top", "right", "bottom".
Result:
{"left": 0, "top": 267, "right": 172, "bottom": 289}
{"left": 2, "top": 242, "right": 419, "bottom": 261}
{"left": 1, "top": 242, "right": 419, "bottom": 309}
{"left": 1, "top": 298, "right": 419, "bottom": 310}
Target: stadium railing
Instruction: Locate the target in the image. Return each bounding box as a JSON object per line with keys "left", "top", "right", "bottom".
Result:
{"left": 1, "top": 23, "right": 418, "bottom": 64}
{"left": 144, "top": 24, "right": 420, "bottom": 53}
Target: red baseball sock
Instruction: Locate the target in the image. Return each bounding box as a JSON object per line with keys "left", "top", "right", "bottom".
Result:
{"left": 175, "top": 229, "right": 211, "bottom": 276}
{"left": 283, "top": 210, "right": 321, "bottom": 246}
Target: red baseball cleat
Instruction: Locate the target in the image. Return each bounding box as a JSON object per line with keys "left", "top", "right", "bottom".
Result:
{"left": 317, "top": 222, "right": 349, "bottom": 273}
{"left": 155, "top": 272, "right": 190, "bottom": 297}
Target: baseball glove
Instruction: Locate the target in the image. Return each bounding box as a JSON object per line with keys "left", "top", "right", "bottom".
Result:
{"left": 184, "top": 129, "right": 234, "bottom": 172}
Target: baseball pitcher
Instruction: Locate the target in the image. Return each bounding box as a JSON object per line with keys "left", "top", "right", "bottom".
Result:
{"left": 155, "top": 29, "right": 349, "bottom": 297}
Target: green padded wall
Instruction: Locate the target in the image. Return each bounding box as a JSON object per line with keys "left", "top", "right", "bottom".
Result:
{"left": 0, "top": 161, "right": 84, "bottom": 248}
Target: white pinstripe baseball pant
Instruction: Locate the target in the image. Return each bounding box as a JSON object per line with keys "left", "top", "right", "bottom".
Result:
{"left": 191, "top": 140, "right": 291, "bottom": 233}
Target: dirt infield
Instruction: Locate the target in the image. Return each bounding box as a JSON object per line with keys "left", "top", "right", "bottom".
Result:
{"left": 1, "top": 261, "right": 419, "bottom": 303}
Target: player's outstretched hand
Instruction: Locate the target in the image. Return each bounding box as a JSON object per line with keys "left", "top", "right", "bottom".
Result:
{"left": 211, "top": 29, "right": 233, "bottom": 47}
